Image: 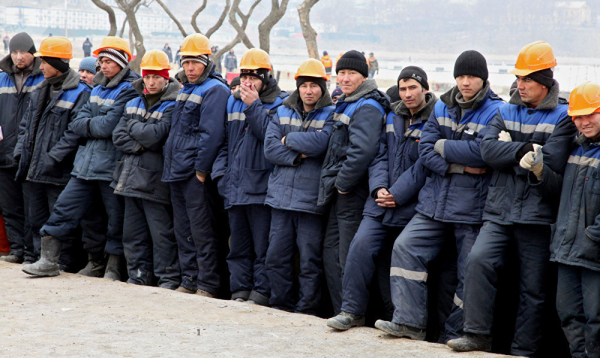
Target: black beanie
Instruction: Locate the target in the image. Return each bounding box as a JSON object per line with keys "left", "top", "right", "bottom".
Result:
{"left": 526, "top": 68, "right": 554, "bottom": 88}
{"left": 336, "top": 50, "right": 368, "bottom": 78}
{"left": 41, "top": 56, "right": 70, "bottom": 74}
{"left": 9, "top": 32, "right": 36, "bottom": 54}
{"left": 229, "top": 76, "right": 240, "bottom": 89}
{"left": 398, "top": 66, "right": 429, "bottom": 90}
{"left": 386, "top": 85, "right": 401, "bottom": 103}
{"left": 296, "top": 75, "right": 327, "bottom": 96}
{"left": 454, "top": 50, "right": 488, "bottom": 82}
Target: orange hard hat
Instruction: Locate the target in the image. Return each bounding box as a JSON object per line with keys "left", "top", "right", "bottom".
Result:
{"left": 295, "top": 58, "right": 327, "bottom": 80}
{"left": 93, "top": 36, "right": 132, "bottom": 61}
{"left": 239, "top": 48, "right": 272, "bottom": 71}
{"left": 568, "top": 81, "right": 600, "bottom": 117}
{"left": 140, "top": 49, "right": 171, "bottom": 70}
{"left": 510, "top": 41, "right": 557, "bottom": 76}
{"left": 180, "top": 33, "right": 211, "bottom": 56}
{"left": 34, "top": 36, "right": 73, "bottom": 59}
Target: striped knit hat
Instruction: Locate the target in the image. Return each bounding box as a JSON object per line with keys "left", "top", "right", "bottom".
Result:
{"left": 98, "top": 48, "right": 129, "bottom": 69}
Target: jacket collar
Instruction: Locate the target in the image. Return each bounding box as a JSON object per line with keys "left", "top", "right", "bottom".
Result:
{"left": 131, "top": 77, "right": 179, "bottom": 105}
{"left": 282, "top": 88, "right": 333, "bottom": 112}
{"left": 93, "top": 65, "right": 132, "bottom": 88}
{"left": 180, "top": 60, "right": 215, "bottom": 85}
{"left": 392, "top": 92, "right": 437, "bottom": 122}
{"left": 339, "top": 79, "right": 379, "bottom": 103}
{"left": 509, "top": 79, "right": 560, "bottom": 111}
{"left": 440, "top": 80, "right": 491, "bottom": 111}
{"left": 0, "top": 55, "right": 42, "bottom": 77}
{"left": 37, "top": 68, "right": 82, "bottom": 91}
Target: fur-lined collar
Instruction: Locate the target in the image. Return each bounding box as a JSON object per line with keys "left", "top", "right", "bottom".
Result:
{"left": 509, "top": 79, "right": 560, "bottom": 111}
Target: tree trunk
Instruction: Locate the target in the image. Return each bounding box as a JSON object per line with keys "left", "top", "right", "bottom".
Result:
{"left": 228, "top": 0, "right": 262, "bottom": 50}
{"left": 190, "top": 0, "right": 208, "bottom": 34}
{"left": 119, "top": 16, "right": 128, "bottom": 38}
{"left": 91, "top": 0, "right": 117, "bottom": 36}
{"left": 155, "top": 0, "right": 187, "bottom": 37}
{"left": 117, "top": 0, "right": 144, "bottom": 73}
{"left": 206, "top": 0, "right": 231, "bottom": 39}
{"left": 258, "top": 0, "right": 290, "bottom": 53}
{"left": 297, "top": 0, "right": 319, "bottom": 59}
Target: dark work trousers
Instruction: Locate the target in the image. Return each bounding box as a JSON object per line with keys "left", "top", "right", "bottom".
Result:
{"left": 169, "top": 176, "right": 220, "bottom": 294}
{"left": 462, "top": 221, "right": 552, "bottom": 357}
{"left": 24, "top": 182, "right": 80, "bottom": 269}
{"left": 40, "top": 177, "right": 124, "bottom": 256}
{"left": 556, "top": 264, "right": 600, "bottom": 358}
{"left": 390, "top": 212, "right": 480, "bottom": 337}
{"left": 341, "top": 215, "right": 400, "bottom": 320}
{"left": 122, "top": 197, "right": 180, "bottom": 289}
{"left": 0, "top": 167, "right": 27, "bottom": 258}
{"left": 266, "top": 208, "right": 325, "bottom": 314}
{"left": 227, "top": 204, "right": 271, "bottom": 304}
{"left": 323, "top": 185, "right": 369, "bottom": 315}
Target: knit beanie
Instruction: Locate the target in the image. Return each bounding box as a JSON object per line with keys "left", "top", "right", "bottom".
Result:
{"left": 229, "top": 76, "right": 240, "bottom": 89}
{"left": 526, "top": 68, "right": 554, "bottom": 88}
{"left": 79, "top": 56, "right": 97, "bottom": 75}
{"left": 296, "top": 75, "right": 327, "bottom": 96}
{"left": 142, "top": 68, "right": 169, "bottom": 80}
{"left": 9, "top": 32, "right": 35, "bottom": 54}
{"left": 336, "top": 50, "right": 368, "bottom": 78}
{"left": 41, "top": 56, "right": 69, "bottom": 73}
{"left": 181, "top": 55, "right": 208, "bottom": 67}
{"left": 240, "top": 68, "right": 270, "bottom": 86}
{"left": 398, "top": 66, "right": 429, "bottom": 90}
{"left": 331, "top": 87, "right": 343, "bottom": 99}
{"left": 386, "top": 85, "right": 401, "bottom": 103}
{"left": 453, "top": 50, "right": 488, "bottom": 82}
{"left": 98, "top": 48, "right": 129, "bottom": 69}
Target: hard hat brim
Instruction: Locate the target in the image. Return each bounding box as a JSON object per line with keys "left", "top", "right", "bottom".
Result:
{"left": 509, "top": 68, "right": 534, "bottom": 76}
{"left": 569, "top": 107, "right": 598, "bottom": 117}
{"left": 141, "top": 65, "right": 171, "bottom": 71}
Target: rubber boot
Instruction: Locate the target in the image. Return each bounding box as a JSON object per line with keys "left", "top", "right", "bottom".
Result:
{"left": 22, "top": 236, "right": 61, "bottom": 277}
{"left": 104, "top": 254, "right": 125, "bottom": 281}
{"left": 78, "top": 252, "right": 106, "bottom": 277}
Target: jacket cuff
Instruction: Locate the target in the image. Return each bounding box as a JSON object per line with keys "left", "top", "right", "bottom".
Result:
{"left": 447, "top": 163, "right": 465, "bottom": 174}
{"left": 434, "top": 139, "right": 447, "bottom": 158}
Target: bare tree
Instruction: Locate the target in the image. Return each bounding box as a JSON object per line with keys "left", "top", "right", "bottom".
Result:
{"left": 205, "top": 0, "right": 231, "bottom": 39}
{"left": 190, "top": 0, "right": 209, "bottom": 34}
{"left": 297, "top": 0, "right": 319, "bottom": 59}
{"left": 91, "top": 0, "right": 118, "bottom": 36}
{"left": 155, "top": 0, "right": 188, "bottom": 37}
{"left": 213, "top": 0, "right": 261, "bottom": 65}
{"left": 116, "top": 0, "right": 145, "bottom": 73}
{"left": 258, "top": 0, "right": 289, "bottom": 53}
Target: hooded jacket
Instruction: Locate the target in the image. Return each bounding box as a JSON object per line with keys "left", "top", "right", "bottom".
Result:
{"left": 264, "top": 89, "right": 335, "bottom": 215}
{"left": 0, "top": 55, "right": 44, "bottom": 168}
{"left": 161, "top": 62, "right": 230, "bottom": 182}
{"left": 481, "top": 80, "right": 577, "bottom": 225}
{"left": 318, "top": 79, "right": 389, "bottom": 207}
{"left": 416, "top": 82, "right": 504, "bottom": 224}
{"left": 112, "top": 78, "right": 179, "bottom": 205}
{"left": 551, "top": 136, "right": 600, "bottom": 271}
{"left": 212, "top": 76, "right": 288, "bottom": 209}
{"left": 66, "top": 65, "right": 141, "bottom": 181}
{"left": 14, "top": 69, "right": 91, "bottom": 185}
{"left": 364, "top": 93, "right": 437, "bottom": 227}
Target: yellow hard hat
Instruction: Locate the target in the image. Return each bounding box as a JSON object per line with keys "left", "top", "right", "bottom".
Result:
{"left": 510, "top": 41, "right": 557, "bottom": 76}
{"left": 93, "top": 36, "right": 132, "bottom": 61}
{"left": 140, "top": 49, "right": 171, "bottom": 70}
{"left": 295, "top": 58, "right": 327, "bottom": 80}
{"left": 568, "top": 81, "right": 600, "bottom": 117}
{"left": 180, "top": 33, "right": 211, "bottom": 56}
{"left": 239, "top": 48, "right": 272, "bottom": 71}
{"left": 34, "top": 36, "right": 73, "bottom": 59}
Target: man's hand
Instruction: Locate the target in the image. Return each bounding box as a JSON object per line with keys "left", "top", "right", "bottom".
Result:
{"left": 464, "top": 166, "right": 487, "bottom": 175}
{"left": 281, "top": 135, "right": 286, "bottom": 145}
{"left": 240, "top": 82, "right": 260, "bottom": 106}
{"left": 519, "top": 144, "right": 543, "bottom": 180}
{"left": 375, "top": 188, "right": 396, "bottom": 208}
{"left": 338, "top": 190, "right": 349, "bottom": 195}
{"left": 498, "top": 130, "right": 512, "bottom": 142}
{"left": 196, "top": 171, "right": 207, "bottom": 183}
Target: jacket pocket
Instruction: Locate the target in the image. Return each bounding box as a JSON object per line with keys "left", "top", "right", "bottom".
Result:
{"left": 128, "top": 166, "right": 158, "bottom": 193}
{"left": 484, "top": 186, "right": 505, "bottom": 216}
{"left": 243, "top": 168, "right": 270, "bottom": 195}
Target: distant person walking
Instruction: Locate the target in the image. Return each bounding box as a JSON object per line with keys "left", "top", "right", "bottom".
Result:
{"left": 224, "top": 50, "right": 237, "bottom": 73}
{"left": 368, "top": 53, "right": 379, "bottom": 79}
{"left": 162, "top": 43, "right": 173, "bottom": 63}
{"left": 3, "top": 34, "right": 9, "bottom": 53}
{"left": 82, "top": 38, "right": 93, "bottom": 57}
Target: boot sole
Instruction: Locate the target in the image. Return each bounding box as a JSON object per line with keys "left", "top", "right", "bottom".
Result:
{"left": 326, "top": 318, "right": 365, "bottom": 331}
{"left": 375, "top": 321, "right": 425, "bottom": 340}
{"left": 447, "top": 340, "right": 491, "bottom": 352}
{"left": 22, "top": 268, "right": 59, "bottom": 277}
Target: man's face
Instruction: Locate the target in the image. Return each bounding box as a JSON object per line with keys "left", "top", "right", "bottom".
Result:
{"left": 516, "top": 75, "right": 548, "bottom": 107}
{"left": 143, "top": 74, "right": 167, "bottom": 94}
{"left": 399, "top": 78, "right": 427, "bottom": 111}
{"left": 337, "top": 69, "right": 366, "bottom": 95}
{"left": 240, "top": 73, "right": 264, "bottom": 92}
{"left": 456, "top": 75, "right": 484, "bottom": 101}
{"left": 298, "top": 81, "right": 323, "bottom": 108}
{"left": 39, "top": 59, "right": 60, "bottom": 79}
{"left": 99, "top": 57, "right": 122, "bottom": 80}
{"left": 79, "top": 69, "right": 95, "bottom": 85}
{"left": 11, "top": 50, "right": 34, "bottom": 70}
{"left": 573, "top": 113, "right": 600, "bottom": 140}
{"left": 182, "top": 60, "right": 206, "bottom": 83}
{"left": 230, "top": 84, "right": 239, "bottom": 94}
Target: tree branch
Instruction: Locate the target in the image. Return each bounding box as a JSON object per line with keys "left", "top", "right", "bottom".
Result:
{"left": 91, "top": 0, "right": 117, "bottom": 36}
{"left": 297, "top": 0, "right": 319, "bottom": 59}
{"left": 206, "top": 0, "right": 231, "bottom": 39}
{"left": 258, "top": 0, "right": 289, "bottom": 53}
{"left": 155, "top": 0, "right": 187, "bottom": 37}
{"left": 228, "top": 0, "right": 262, "bottom": 49}
{"left": 191, "top": 0, "right": 209, "bottom": 34}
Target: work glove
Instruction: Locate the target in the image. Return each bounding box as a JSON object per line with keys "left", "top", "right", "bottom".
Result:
{"left": 498, "top": 130, "right": 512, "bottom": 142}
{"left": 519, "top": 144, "right": 543, "bottom": 180}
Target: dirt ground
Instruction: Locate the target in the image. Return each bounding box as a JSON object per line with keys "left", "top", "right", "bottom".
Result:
{"left": 0, "top": 262, "right": 507, "bottom": 358}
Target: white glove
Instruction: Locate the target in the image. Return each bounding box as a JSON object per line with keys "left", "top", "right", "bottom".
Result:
{"left": 519, "top": 144, "right": 543, "bottom": 180}
{"left": 498, "top": 130, "right": 512, "bottom": 142}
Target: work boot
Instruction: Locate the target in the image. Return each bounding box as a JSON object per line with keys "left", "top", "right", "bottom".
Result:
{"left": 197, "top": 289, "right": 216, "bottom": 298}
{"left": 374, "top": 320, "right": 426, "bottom": 340}
{"left": 22, "top": 236, "right": 61, "bottom": 277}
{"left": 0, "top": 254, "right": 24, "bottom": 264}
{"left": 103, "top": 254, "right": 125, "bottom": 281}
{"left": 447, "top": 333, "right": 492, "bottom": 352}
{"left": 77, "top": 252, "right": 106, "bottom": 277}
{"left": 176, "top": 286, "right": 197, "bottom": 294}
{"left": 326, "top": 311, "right": 365, "bottom": 331}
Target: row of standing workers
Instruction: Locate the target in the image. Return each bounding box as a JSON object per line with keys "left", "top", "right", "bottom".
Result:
{"left": 0, "top": 30, "right": 598, "bottom": 357}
